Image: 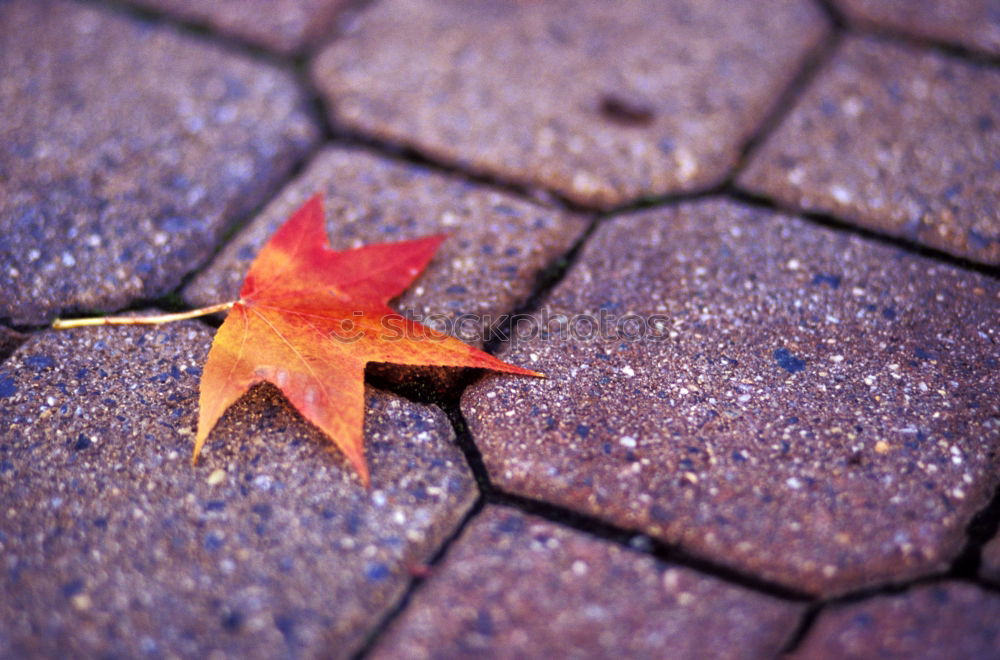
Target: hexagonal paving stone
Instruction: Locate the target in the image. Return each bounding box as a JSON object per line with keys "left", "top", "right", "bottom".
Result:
{"left": 370, "top": 507, "right": 802, "bottom": 660}
{"left": 128, "top": 0, "right": 348, "bottom": 54}
{"left": 312, "top": 0, "right": 827, "bottom": 209}
{"left": 0, "top": 0, "right": 319, "bottom": 325}
{"left": 184, "top": 146, "right": 588, "bottom": 347}
{"left": 462, "top": 199, "right": 1000, "bottom": 595}
{"left": 0, "top": 321, "right": 476, "bottom": 658}
{"left": 835, "top": 0, "right": 1000, "bottom": 56}
{"left": 792, "top": 582, "right": 1000, "bottom": 658}
{"left": 739, "top": 36, "right": 1000, "bottom": 265}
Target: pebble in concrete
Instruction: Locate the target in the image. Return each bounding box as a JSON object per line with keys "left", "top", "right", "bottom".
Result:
{"left": 0, "top": 320, "right": 476, "bottom": 658}
{"left": 128, "top": 0, "right": 349, "bottom": 54}
{"left": 0, "top": 0, "right": 318, "bottom": 325}
{"left": 835, "top": 0, "right": 1000, "bottom": 56}
{"left": 793, "top": 582, "right": 1000, "bottom": 658}
{"left": 371, "top": 507, "right": 802, "bottom": 660}
{"left": 184, "top": 147, "right": 588, "bottom": 348}
{"left": 740, "top": 36, "right": 1000, "bottom": 265}
{"left": 463, "top": 199, "right": 1000, "bottom": 595}
{"left": 312, "top": 0, "right": 828, "bottom": 208}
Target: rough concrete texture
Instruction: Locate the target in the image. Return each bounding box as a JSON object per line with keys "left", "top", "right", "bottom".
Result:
{"left": 371, "top": 507, "right": 802, "bottom": 660}
{"left": 739, "top": 36, "right": 1000, "bottom": 265}
{"left": 836, "top": 0, "right": 1000, "bottom": 56}
{"left": 184, "top": 146, "right": 588, "bottom": 346}
{"left": 0, "top": 320, "right": 476, "bottom": 658}
{"left": 0, "top": 0, "right": 318, "bottom": 325}
{"left": 128, "top": 0, "right": 348, "bottom": 54}
{"left": 312, "top": 0, "right": 827, "bottom": 209}
{"left": 793, "top": 582, "right": 1000, "bottom": 658}
{"left": 463, "top": 199, "right": 1000, "bottom": 595}
{"left": 981, "top": 534, "right": 1000, "bottom": 586}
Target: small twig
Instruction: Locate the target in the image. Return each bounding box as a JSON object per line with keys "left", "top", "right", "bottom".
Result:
{"left": 52, "top": 301, "right": 236, "bottom": 329}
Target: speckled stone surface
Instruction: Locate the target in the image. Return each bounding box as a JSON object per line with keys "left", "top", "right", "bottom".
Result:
{"left": 312, "top": 0, "right": 827, "bottom": 209}
{"left": 462, "top": 199, "right": 1000, "bottom": 595}
{"left": 128, "top": 0, "right": 348, "bottom": 54}
{"left": 981, "top": 534, "right": 1000, "bottom": 585}
{"left": 0, "top": 0, "right": 318, "bottom": 325}
{"left": 371, "top": 507, "right": 802, "bottom": 660}
{"left": 184, "top": 146, "right": 588, "bottom": 346}
{"left": 739, "top": 36, "right": 1000, "bottom": 265}
{"left": 836, "top": 0, "right": 1000, "bottom": 56}
{"left": 0, "top": 321, "right": 476, "bottom": 658}
{"left": 793, "top": 582, "right": 1000, "bottom": 658}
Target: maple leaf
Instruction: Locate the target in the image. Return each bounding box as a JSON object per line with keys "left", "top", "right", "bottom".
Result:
{"left": 191, "top": 194, "right": 540, "bottom": 485}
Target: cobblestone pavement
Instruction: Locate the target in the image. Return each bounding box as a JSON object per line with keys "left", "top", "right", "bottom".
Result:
{"left": 2, "top": 0, "right": 999, "bottom": 657}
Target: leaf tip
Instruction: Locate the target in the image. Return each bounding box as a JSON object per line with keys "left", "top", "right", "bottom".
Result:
{"left": 350, "top": 453, "right": 371, "bottom": 488}
{"left": 499, "top": 363, "right": 545, "bottom": 378}
{"left": 333, "top": 438, "right": 371, "bottom": 488}
{"left": 191, "top": 428, "right": 209, "bottom": 466}
{"left": 305, "top": 191, "right": 324, "bottom": 209}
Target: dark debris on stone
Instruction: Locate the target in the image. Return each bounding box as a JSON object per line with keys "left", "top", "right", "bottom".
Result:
{"left": 311, "top": 0, "right": 828, "bottom": 208}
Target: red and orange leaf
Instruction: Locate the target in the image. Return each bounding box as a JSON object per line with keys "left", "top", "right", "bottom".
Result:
{"left": 194, "top": 194, "right": 540, "bottom": 485}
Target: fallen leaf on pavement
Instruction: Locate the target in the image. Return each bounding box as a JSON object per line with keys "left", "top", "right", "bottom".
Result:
{"left": 194, "top": 194, "right": 540, "bottom": 485}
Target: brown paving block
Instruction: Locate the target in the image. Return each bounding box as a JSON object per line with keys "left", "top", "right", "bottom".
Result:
{"left": 739, "top": 36, "right": 1000, "bottom": 265}
{"left": 128, "top": 0, "right": 348, "bottom": 54}
{"left": 312, "top": 0, "right": 827, "bottom": 209}
{"left": 835, "top": 0, "right": 1000, "bottom": 56}
{"left": 462, "top": 199, "right": 1000, "bottom": 596}
{"left": 184, "top": 146, "right": 588, "bottom": 347}
{"left": 0, "top": 321, "right": 476, "bottom": 658}
{"left": 982, "top": 534, "right": 1000, "bottom": 585}
{"left": 793, "top": 582, "right": 1000, "bottom": 659}
{"left": 371, "top": 507, "right": 802, "bottom": 660}
{"left": 0, "top": 0, "right": 319, "bottom": 325}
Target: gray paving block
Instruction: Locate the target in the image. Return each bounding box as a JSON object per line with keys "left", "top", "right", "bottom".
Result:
{"left": 740, "top": 36, "right": 1000, "bottom": 265}
{"left": 184, "top": 147, "right": 588, "bottom": 348}
{"left": 463, "top": 198, "right": 1000, "bottom": 595}
{"left": 0, "top": 320, "right": 476, "bottom": 658}
{"left": 128, "top": 0, "right": 348, "bottom": 54}
{"left": 836, "top": 0, "right": 1000, "bottom": 56}
{"left": 793, "top": 582, "right": 1000, "bottom": 659}
{"left": 0, "top": 0, "right": 319, "bottom": 324}
{"left": 371, "top": 507, "right": 802, "bottom": 660}
{"left": 312, "top": 0, "right": 827, "bottom": 208}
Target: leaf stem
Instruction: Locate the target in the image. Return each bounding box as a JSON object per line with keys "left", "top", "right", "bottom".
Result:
{"left": 52, "top": 301, "right": 237, "bottom": 329}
